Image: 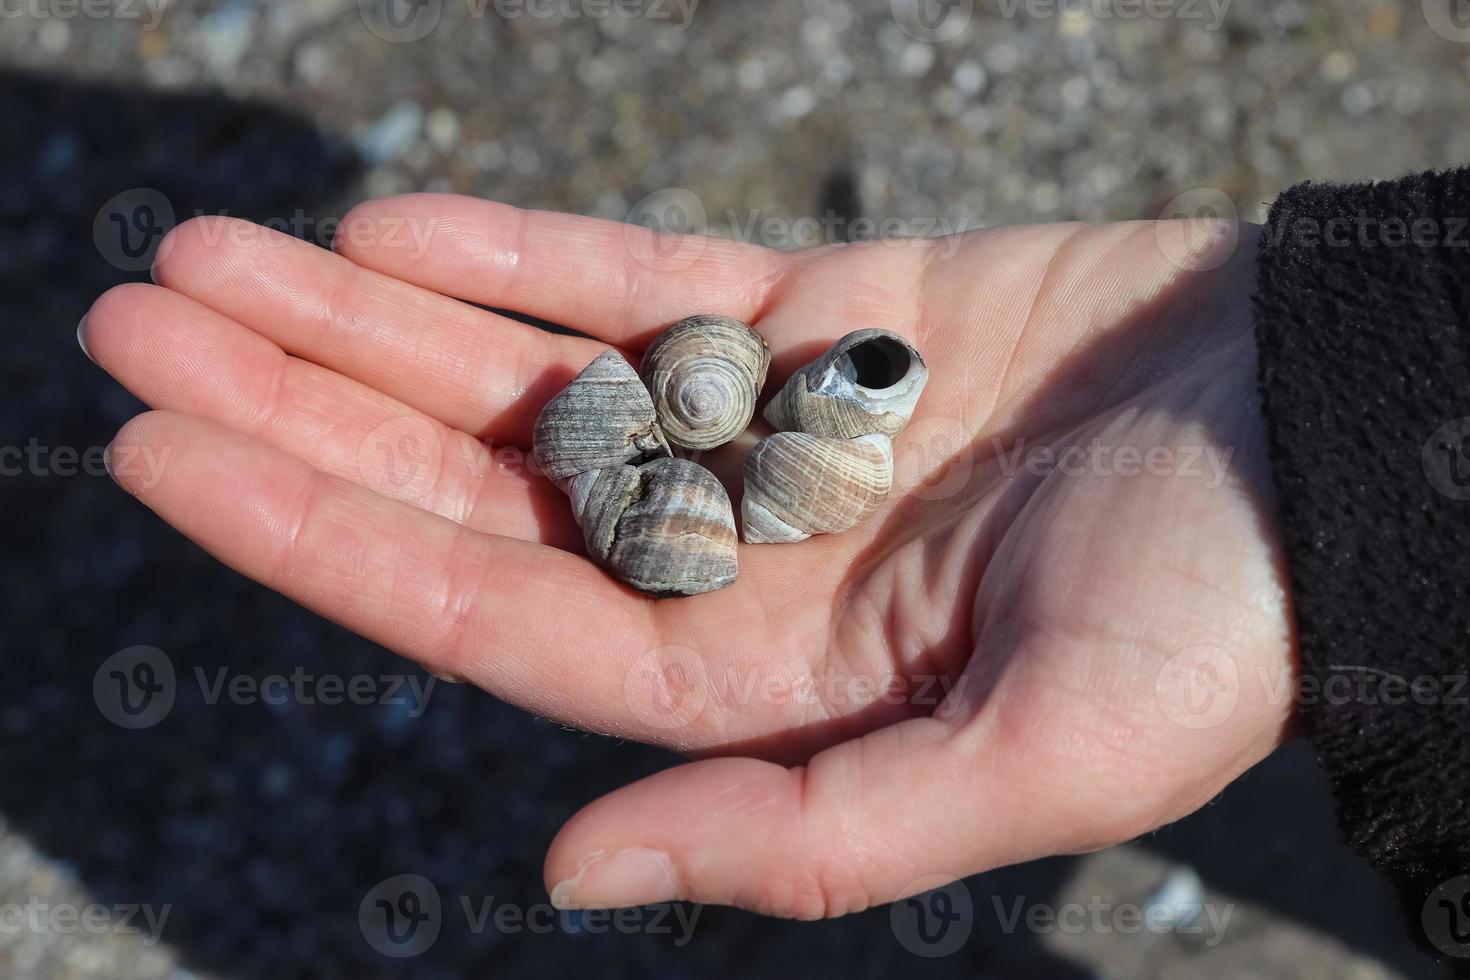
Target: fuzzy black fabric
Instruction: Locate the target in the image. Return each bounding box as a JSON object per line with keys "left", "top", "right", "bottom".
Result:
{"left": 1254, "top": 167, "right": 1470, "bottom": 971}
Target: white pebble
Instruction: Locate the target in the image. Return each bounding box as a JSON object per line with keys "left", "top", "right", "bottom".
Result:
{"left": 427, "top": 108, "right": 461, "bottom": 152}
{"left": 952, "top": 60, "right": 986, "bottom": 96}
{"left": 898, "top": 43, "right": 935, "bottom": 78}
{"left": 778, "top": 86, "right": 817, "bottom": 119}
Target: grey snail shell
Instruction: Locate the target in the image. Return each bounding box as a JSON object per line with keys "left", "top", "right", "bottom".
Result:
{"left": 640, "top": 314, "right": 770, "bottom": 451}
{"left": 536, "top": 325, "right": 928, "bottom": 586}
{"left": 741, "top": 432, "right": 894, "bottom": 544}
{"left": 762, "top": 329, "right": 927, "bottom": 440}
{"left": 532, "top": 350, "right": 672, "bottom": 491}
{"left": 534, "top": 350, "right": 737, "bottom": 596}
{"left": 570, "top": 457, "right": 738, "bottom": 596}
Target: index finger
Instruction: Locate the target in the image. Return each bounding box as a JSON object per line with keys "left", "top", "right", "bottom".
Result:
{"left": 333, "top": 194, "right": 789, "bottom": 347}
{"left": 109, "top": 409, "right": 664, "bottom": 732}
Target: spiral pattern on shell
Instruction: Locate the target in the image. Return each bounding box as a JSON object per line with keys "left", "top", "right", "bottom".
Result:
{"left": 741, "top": 431, "right": 894, "bottom": 544}
{"left": 534, "top": 321, "right": 928, "bottom": 591}
{"left": 641, "top": 315, "right": 770, "bottom": 451}
{"left": 532, "top": 350, "right": 671, "bottom": 491}
{"left": 570, "top": 457, "right": 738, "bottom": 596}
{"left": 534, "top": 348, "right": 738, "bottom": 595}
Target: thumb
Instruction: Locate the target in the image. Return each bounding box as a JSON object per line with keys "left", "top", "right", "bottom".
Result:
{"left": 544, "top": 715, "right": 1027, "bottom": 919}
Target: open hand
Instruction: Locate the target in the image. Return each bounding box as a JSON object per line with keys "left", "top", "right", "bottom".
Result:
{"left": 82, "top": 197, "right": 1293, "bottom": 917}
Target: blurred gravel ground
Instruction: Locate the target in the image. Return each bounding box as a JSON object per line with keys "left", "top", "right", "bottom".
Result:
{"left": 2, "top": 0, "right": 1467, "bottom": 977}
{"left": 9, "top": 0, "right": 1470, "bottom": 231}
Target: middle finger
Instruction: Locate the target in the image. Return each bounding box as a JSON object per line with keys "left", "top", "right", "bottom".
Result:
{"left": 83, "top": 282, "right": 579, "bottom": 549}
{"left": 151, "top": 215, "right": 612, "bottom": 445}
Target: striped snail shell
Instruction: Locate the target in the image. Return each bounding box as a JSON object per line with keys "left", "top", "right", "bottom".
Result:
{"left": 532, "top": 350, "right": 671, "bottom": 491}
{"left": 641, "top": 315, "right": 770, "bottom": 451}
{"left": 763, "top": 329, "right": 927, "bottom": 439}
{"left": 570, "top": 457, "right": 738, "bottom": 596}
{"left": 741, "top": 432, "right": 894, "bottom": 544}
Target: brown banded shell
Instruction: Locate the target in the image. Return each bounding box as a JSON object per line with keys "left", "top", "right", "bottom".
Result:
{"left": 570, "top": 457, "right": 738, "bottom": 596}
{"left": 763, "top": 329, "right": 927, "bottom": 439}
{"left": 741, "top": 432, "right": 894, "bottom": 544}
{"left": 532, "top": 350, "right": 672, "bottom": 491}
{"left": 641, "top": 315, "right": 770, "bottom": 451}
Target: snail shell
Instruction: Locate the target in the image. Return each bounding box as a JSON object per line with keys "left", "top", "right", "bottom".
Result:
{"left": 570, "top": 457, "right": 738, "bottom": 596}
{"left": 763, "top": 329, "right": 927, "bottom": 439}
{"left": 741, "top": 432, "right": 894, "bottom": 544}
{"left": 641, "top": 314, "right": 770, "bottom": 451}
{"left": 532, "top": 350, "right": 671, "bottom": 491}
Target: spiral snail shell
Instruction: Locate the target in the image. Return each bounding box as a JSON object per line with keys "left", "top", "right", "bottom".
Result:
{"left": 534, "top": 322, "right": 929, "bottom": 588}
{"left": 640, "top": 315, "right": 770, "bottom": 451}
{"left": 762, "top": 329, "right": 927, "bottom": 440}
{"left": 741, "top": 432, "right": 894, "bottom": 544}
{"left": 532, "top": 350, "right": 672, "bottom": 491}
{"left": 570, "top": 457, "right": 738, "bottom": 596}
{"left": 534, "top": 349, "right": 737, "bottom": 596}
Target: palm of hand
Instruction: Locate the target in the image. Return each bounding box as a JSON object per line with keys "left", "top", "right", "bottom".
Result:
{"left": 85, "top": 198, "right": 1291, "bottom": 917}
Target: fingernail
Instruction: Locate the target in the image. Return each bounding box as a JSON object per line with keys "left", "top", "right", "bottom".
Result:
{"left": 77, "top": 316, "right": 94, "bottom": 363}
{"left": 549, "top": 848, "right": 678, "bottom": 909}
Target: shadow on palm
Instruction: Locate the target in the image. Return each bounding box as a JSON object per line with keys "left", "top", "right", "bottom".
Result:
{"left": 692, "top": 223, "right": 1283, "bottom": 779}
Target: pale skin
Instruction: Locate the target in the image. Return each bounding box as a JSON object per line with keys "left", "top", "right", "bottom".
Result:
{"left": 81, "top": 197, "right": 1294, "bottom": 918}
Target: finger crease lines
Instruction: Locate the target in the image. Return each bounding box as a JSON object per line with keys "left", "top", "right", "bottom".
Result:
{"left": 415, "top": 423, "right": 460, "bottom": 520}
{"left": 910, "top": 240, "right": 943, "bottom": 347}
{"left": 436, "top": 529, "right": 495, "bottom": 676}
{"left": 250, "top": 353, "right": 295, "bottom": 438}
{"left": 273, "top": 469, "right": 327, "bottom": 587}
{"left": 993, "top": 226, "right": 1085, "bottom": 418}
{"left": 454, "top": 435, "right": 495, "bottom": 529}
{"left": 320, "top": 260, "right": 369, "bottom": 355}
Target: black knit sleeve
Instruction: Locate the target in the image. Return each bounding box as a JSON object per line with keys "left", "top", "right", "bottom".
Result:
{"left": 1253, "top": 167, "right": 1470, "bottom": 969}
